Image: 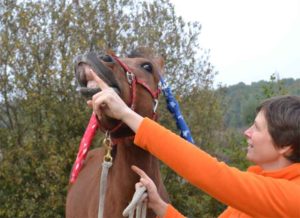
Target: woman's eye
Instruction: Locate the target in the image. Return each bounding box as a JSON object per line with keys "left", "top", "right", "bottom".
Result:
{"left": 142, "top": 63, "right": 153, "bottom": 73}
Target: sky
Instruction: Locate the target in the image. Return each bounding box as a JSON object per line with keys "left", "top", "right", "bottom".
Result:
{"left": 170, "top": 0, "right": 300, "bottom": 86}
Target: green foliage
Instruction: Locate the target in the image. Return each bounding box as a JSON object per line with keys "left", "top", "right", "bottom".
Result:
{"left": 261, "top": 73, "right": 288, "bottom": 98}
{"left": 0, "top": 139, "right": 78, "bottom": 217}
{"left": 222, "top": 77, "right": 300, "bottom": 128}
{"left": 183, "top": 88, "right": 224, "bottom": 150}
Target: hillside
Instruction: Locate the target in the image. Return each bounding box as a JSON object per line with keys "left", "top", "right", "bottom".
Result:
{"left": 220, "top": 78, "right": 300, "bottom": 128}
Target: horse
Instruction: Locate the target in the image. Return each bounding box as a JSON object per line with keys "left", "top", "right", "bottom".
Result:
{"left": 66, "top": 48, "right": 169, "bottom": 218}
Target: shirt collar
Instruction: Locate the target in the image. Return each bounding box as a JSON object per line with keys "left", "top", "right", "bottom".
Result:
{"left": 247, "top": 163, "right": 300, "bottom": 180}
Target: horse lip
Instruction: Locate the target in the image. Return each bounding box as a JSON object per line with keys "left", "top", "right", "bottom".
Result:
{"left": 74, "top": 53, "right": 121, "bottom": 98}
{"left": 77, "top": 87, "right": 101, "bottom": 98}
{"left": 77, "top": 86, "right": 120, "bottom": 98}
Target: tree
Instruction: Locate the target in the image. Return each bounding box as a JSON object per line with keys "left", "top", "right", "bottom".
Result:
{"left": 261, "top": 72, "right": 288, "bottom": 98}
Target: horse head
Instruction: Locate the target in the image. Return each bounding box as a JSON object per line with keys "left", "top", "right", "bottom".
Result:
{"left": 74, "top": 48, "right": 163, "bottom": 137}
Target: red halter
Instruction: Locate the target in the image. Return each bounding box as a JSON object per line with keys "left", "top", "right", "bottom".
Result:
{"left": 98, "top": 54, "right": 161, "bottom": 134}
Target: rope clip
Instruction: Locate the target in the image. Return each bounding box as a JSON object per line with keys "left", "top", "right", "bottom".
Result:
{"left": 103, "top": 132, "right": 113, "bottom": 163}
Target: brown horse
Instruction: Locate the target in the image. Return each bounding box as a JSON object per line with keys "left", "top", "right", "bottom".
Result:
{"left": 66, "top": 48, "right": 169, "bottom": 218}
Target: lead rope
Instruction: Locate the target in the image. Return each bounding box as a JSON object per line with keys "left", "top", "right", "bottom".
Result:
{"left": 122, "top": 186, "right": 147, "bottom": 218}
{"left": 97, "top": 138, "right": 148, "bottom": 218}
{"left": 98, "top": 133, "right": 113, "bottom": 218}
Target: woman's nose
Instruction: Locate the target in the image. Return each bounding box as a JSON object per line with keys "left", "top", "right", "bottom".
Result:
{"left": 244, "top": 127, "right": 252, "bottom": 138}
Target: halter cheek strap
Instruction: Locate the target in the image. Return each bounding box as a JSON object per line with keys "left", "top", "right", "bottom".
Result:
{"left": 112, "top": 54, "right": 161, "bottom": 100}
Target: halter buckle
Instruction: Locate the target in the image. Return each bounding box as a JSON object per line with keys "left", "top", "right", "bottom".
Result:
{"left": 126, "top": 71, "right": 135, "bottom": 84}
{"left": 153, "top": 99, "right": 159, "bottom": 113}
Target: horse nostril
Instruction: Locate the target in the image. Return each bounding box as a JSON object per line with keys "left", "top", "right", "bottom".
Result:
{"left": 77, "top": 63, "right": 98, "bottom": 83}
{"left": 100, "top": 55, "right": 113, "bottom": 62}
{"left": 76, "top": 64, "right": 87, "bottom": 86}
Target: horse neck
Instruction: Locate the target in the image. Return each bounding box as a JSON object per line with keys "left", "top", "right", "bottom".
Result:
{"left": 110, "top": 138, "right": 161, "bottom": 184}
{"left": 102, "top": 139, "right": 160, "bottom": 218}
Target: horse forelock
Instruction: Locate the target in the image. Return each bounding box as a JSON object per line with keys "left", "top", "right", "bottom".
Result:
{"left": 127, "top": 47, "right": 157, "bottom": 59}
{"left": 127, "top": 47, "right": 165, "bottom": 75}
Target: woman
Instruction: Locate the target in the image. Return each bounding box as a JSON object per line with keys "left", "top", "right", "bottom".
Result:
{"left": 88, "top": 73, "right": 300, "bottom": 217}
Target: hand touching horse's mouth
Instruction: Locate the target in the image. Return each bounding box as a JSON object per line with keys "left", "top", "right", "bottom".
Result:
{"left": 74, "top": 52, "right": 120, "bottom": 98}
{"left": 76, "top": 63, "right": 101, "bottom": 97}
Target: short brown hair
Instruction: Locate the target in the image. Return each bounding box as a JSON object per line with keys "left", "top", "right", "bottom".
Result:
{"left": 257, "top": 95, "right": 300, "bottom": 163}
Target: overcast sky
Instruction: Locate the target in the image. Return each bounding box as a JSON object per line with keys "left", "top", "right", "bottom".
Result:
{"left": 170, "top": 0, "right": 300, "bottom": 86}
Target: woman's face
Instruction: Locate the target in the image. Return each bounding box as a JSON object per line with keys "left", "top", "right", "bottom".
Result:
{"left": 244, "top": 111, "right": 285, "bottom": 169}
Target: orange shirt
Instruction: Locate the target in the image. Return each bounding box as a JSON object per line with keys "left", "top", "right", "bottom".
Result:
{"left": 134, "top": 118, "right": 300, "bottom": 218}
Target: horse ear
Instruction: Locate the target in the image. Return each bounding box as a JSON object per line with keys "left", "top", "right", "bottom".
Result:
{"left": 154, "top": 56, "right": 165, "bottom": 76}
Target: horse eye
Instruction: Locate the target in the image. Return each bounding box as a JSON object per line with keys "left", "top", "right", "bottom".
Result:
{"left": 141, "top": 63, "right": 153, "bottom": 73}
{"left": 101, "top": 55, "right": 113, "bottom": 62}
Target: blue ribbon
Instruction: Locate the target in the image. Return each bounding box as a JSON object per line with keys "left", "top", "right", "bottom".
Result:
{"left": 160, "top": 77, "right": 195, "bottom": 144}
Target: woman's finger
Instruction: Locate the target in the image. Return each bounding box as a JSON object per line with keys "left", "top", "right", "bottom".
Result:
{"left": 86, "top": 100, "right": 93, "bottom": 108}
{"left": 89, "top": 69, "right": 110, "bottom": 90}
{"left": 131, "top": 165, "right": 151, "bottom": 180}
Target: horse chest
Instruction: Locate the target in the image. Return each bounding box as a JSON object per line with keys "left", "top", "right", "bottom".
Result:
{"left": 67, "top": 147, "right": 159, "bottom": 218}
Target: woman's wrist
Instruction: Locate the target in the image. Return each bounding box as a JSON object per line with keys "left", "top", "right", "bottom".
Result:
{"left": 121, "top": 108, "right": 143, "bottom": 133}
{"left": 152, "top": 200, "right": 168, "bottom": 218}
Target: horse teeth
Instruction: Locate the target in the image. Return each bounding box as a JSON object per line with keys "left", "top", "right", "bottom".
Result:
{"left": 87, "top": 80, "right": 99, "bottom": 89}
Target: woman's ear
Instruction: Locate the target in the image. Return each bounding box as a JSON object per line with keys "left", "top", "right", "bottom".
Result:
{"left": 279, "top": 145, "right": 293, "bottom": 156}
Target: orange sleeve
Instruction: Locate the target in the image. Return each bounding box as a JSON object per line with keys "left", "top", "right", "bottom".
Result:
{"left": 134, "top": 118, "right": 300, "bottom": 217}
{"left": 161, "top": 204, "right": 185, "bottom": 218}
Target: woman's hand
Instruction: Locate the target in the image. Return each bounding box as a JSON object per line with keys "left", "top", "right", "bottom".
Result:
{"left": 86, "top": 69, "right": 130, "bottom": 120}
{"left": 87, "top": 69, "right": 143, "bottom": 132}
{"left": 131, "top": 165, "right": 168, "bottom": 217}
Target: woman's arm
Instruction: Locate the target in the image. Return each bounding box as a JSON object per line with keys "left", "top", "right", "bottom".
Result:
{"left": 89, "top": 71, "right": 300, "bottom": 217}
{"left": 134, "top": 118, "right": 300, "bottom": 218}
